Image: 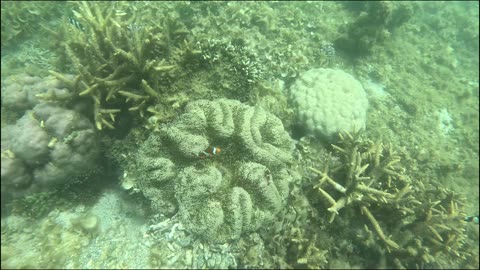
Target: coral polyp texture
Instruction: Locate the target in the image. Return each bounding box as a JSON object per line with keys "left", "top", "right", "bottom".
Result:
{"left": 1, "top": 103, "right": 100, "bottom": 199}
{"left": 289, "top": 68, "right": 369, "bottom": 139}
{"left": 128, "top": 98, "right": 296, "bottom": 243}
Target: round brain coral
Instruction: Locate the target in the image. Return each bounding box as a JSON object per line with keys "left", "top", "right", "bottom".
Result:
{"left": 130, "top": 98, "right": 298, "bottom": 243}
{"left": 289, "top": 68, "right": 369, "bottom": 139}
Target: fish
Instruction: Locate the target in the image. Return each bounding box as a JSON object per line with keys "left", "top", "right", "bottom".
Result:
{"left": 115, "top": 10, "right": 127, "bottom": 16}
{"left": 69, "top": 17, "right": 85, "bottom": 31}
{"left": 198, "top": 146, "right": 221, "bottom": 159}
{"left": 465, "top": 215, "right": 479, "bottom": 224}
{"left": 27, "top": 9, "right": 41, "bottom": 15}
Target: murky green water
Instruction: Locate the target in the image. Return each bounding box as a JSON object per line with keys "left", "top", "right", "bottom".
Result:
{"left": 1, "top": 2, "right": 478, "bottom": 269}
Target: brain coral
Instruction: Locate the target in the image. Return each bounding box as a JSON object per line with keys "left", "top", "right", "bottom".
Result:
{"left": 289, "top": 68, "right": 369, "bottom": 139}
{"left": 130, "top": 98, "right": 296, "bottom": 243}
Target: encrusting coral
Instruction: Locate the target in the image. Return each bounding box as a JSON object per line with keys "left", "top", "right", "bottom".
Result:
{"left": 122, "top": 98, "right": 297, "bottom": 243}
{"left": 307, "top": 130, "right": 473, "bottom": 268}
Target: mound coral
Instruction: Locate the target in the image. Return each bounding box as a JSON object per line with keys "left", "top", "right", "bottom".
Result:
{"left": 1, "top": 103, "right": 100, "bottom": 199}
{"left": 1, "top": 73, "right": 75, "bottom": 113}
{"left": 289, "top": 68, "right": 369, "bottom": 140}
{"left": 126, "top": 98, "right": 297, "bottom": 243}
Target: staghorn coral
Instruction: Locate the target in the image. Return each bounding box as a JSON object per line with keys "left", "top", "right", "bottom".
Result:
{"left": 307, "top": 130, "right": 474, "bottom": 268}
{"left": 46, "top": 1, "right": 199, "bottom": 130}
{"left": 124, "top": 98, "right": 297, "bottom": 243}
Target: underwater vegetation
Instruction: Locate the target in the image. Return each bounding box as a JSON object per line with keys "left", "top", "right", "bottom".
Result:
{"left": 335, "top": 1, "right": 415, "bottom": 56}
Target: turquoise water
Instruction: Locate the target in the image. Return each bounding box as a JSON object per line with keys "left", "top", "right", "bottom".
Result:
{"left": 1, "top": 2, "right": 478, "bottom": 269}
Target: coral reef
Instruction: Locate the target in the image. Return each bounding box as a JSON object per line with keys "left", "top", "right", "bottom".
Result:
{"left": 1, "top": 2, "right": 477, "bottom": 269}
{"left": 124, "top": 98, "right": 297, "bottom": 243}
{"left": 42, "top": 2, "right": 277, "bottom": 131}
{"left": 335, "top": 1, "right": 415, "bottom": 56}
{"left": 289, "top": 68, "right": 369, "bottom": 140}
{"left": 1, "top": 73, "right": 75, "bottom": 115}
{"left": 1, "top": 103, "right": 100, "bottom": 199}
{"left": 306, "top": 131, "right": 474, "bottom": 268}
{"left": 0, "top": 2, "right": 63, "bottom": 49}
{"left": 44, "top": 2, "right": 199, "bottom": 130}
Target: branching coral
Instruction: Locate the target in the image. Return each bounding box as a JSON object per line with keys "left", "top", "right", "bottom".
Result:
{"left": 309, "top": 132, "right": 413, "bottom": 219}
{"left": 46, "top": 2, "right": 199, "bottom": 130}
{"left": 308, "top": 130, "right": 473, "bottom": 268}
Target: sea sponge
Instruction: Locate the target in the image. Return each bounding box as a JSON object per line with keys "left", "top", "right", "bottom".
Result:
{"left": 289, "top": 68, "right": 369, "bottom": 139}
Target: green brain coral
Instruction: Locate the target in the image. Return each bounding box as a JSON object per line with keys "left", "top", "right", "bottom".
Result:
{"left": 131, "top": 98, "right": 297, "bottom": 242}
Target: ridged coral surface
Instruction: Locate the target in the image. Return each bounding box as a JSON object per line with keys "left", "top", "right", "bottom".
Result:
{"left": 131, "top": 98, "right": 296, "bottom": 242}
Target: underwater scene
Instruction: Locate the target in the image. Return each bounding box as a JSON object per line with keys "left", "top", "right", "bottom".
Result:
{"left": 1, "top": 1, "right": 479, "bottom": 269}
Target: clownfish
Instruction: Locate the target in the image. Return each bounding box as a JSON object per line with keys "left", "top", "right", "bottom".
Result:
{"left": 198, "top": 146, "right": 221, "bottom": 159}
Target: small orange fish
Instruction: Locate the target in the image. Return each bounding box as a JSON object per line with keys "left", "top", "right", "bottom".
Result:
{"left": 198, "top": 146, "right": 221, "bottom": 159}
